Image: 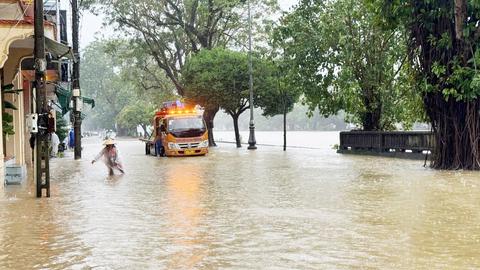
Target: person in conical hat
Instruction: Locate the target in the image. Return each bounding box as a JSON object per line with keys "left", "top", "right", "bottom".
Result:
{"left": 103, "top": 138, "right": 115, "bottom": 145}
{"left": 92, "top": 138, "right": 124, "bottom": 175}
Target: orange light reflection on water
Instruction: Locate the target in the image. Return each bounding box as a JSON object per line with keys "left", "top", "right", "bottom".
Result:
{"left": 164, "top": 162, "right": 207, "bottom": 268}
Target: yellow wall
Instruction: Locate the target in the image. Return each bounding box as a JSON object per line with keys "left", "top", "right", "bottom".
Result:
{"left": 0, "top": 24, "right": 32, "bottom": 178}
{"left": 3, "top": 48, "right": 30, "bottom": 82}
{"left": 0, "top": 23, "right": 55, "bottom": 174}
{"left": 3, "top": 48, "right": 31, "bottom": 165}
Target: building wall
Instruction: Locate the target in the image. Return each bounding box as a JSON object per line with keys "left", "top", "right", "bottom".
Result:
{"left": 0, "top": 22, "right": 55, "bottom": 179}
{"left": 0, "top": 25, "right": 33, "bottom": 180}
{"left": 3, "top": 48, "right": 31, "bottom": 166}
{"left": 0, "top": 1, "right": 24, "bottom": 20}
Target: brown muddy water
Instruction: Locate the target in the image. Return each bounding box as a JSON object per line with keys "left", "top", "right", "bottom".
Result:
{"left": 1, "top": 132, "right": 480, "bottom": 269}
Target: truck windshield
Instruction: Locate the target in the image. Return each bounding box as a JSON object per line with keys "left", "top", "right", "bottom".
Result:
{"left": 168, "top": 116, "right": 205, "bottom": 132}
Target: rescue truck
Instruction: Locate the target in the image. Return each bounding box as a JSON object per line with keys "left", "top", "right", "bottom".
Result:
{"left": 144, "top": 101, "right": 209, "bottom": 157}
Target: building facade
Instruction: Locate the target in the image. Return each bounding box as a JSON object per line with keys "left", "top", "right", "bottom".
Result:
{"left": 0, "top": 0, "right": 70, "bottom": 185}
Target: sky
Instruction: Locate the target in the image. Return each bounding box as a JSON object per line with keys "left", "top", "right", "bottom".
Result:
{"left": 78, "top": 0, "right": 299, "bottom": 50}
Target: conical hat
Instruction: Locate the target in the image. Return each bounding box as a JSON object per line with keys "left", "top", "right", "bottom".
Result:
{"left": 103, "top": 138, "right": 115, "bottom": 145}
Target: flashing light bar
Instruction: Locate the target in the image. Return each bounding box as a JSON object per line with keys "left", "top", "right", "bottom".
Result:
{"left": 157, "top": 108, "right": 198, "bottom": 116}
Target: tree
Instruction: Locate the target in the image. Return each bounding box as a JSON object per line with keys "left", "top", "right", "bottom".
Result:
{"left": 254, "top": 59, "right": 300, "bottom": 150}
{"left": 182, "top": 48, "right": 275, "bottom": 147}
{"left": 116, "top": 101, "right": 156, "bottom": 137}
{"left": 103, "top": 39, "right": 177, "bottom": 100}
{"left": 99, "top": 0, "right": 279, "bottom": 146}
{"left": 81, "top": 41, "right": 136, "bottom": 131}
{"left": 182, "top": 49, "right": 247, "bottom": 147}
{"left": 376, "top": 0, "right": 480, "bottom": 169}
{"left": 275, "top": 0, "right": 422, "bottom": 131}
{"left": 55, "top": 112, "right": 69, "bottom": 144}
{"left": 82, "top": 40, "right": 175, "bottom": 134}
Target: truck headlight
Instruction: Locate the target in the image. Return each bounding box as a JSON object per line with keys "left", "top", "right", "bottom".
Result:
{"left": 168, "top": 142, "right": 180, "bottom": 150}
{"left": 199, "top": 140, "right": 209, "bottom": 148}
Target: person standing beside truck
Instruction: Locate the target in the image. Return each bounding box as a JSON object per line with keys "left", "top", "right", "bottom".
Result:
{"left": 154, "top": 124, "right": 164, "bottom": 156}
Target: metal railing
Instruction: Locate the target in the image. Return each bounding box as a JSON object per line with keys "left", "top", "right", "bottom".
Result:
{"left": 339, "top": 131, "right": 434, "bottom": 154}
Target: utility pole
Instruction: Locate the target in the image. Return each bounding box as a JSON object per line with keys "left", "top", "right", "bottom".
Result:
{"left": 247, "top": 0, "right": 257, "bottom": 150}
{"left": 72, "top": 0, "right": 82, "bottom": 159}
{"left": 34, "top": 0, "right": 50, "bottom": 197}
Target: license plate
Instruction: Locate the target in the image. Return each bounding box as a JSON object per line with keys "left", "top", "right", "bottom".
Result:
{"left": 185, "top": 150, "right": 195, "bottom": 155}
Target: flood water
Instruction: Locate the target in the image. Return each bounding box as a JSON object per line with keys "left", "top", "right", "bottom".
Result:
{"left": 1, "top": 132, "right": 480, "bottom": 269}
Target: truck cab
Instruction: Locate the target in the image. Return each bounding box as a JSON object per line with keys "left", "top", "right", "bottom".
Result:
{"left": 145, "top": 102, "right": 209, "bottom": 157}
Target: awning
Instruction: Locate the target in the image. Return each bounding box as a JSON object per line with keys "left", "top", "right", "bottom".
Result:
{"left": 10, "top": 36, "right": 75, "bottom": 61}
{"left": 54, "top": 85, "right": 95, "bottom": 115}
{"left": 83, "top": 97, "right": 95, "bottom": 108}
{"left": 55, "top": 85, "right": 71, "bottom": 115}
{"left": 45, "top": 37, "right": 75, "bottom": 61}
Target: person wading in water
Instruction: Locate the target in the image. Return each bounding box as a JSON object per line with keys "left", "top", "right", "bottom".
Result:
{"left": 91, "top": 138, "right": 124, "bottom": 175}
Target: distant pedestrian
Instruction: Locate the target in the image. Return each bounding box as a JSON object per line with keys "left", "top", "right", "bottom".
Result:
{"left": 62, "top": 136, "right": 68, "bottom": 149}
{"left": 91, "top": 138, "right": 124, "bottom": 175}
{"left": 68, "top": 128, "right": 75, "bottom": 149}
{"left": 50, "top": 132, "right": 60, "bottom": 157}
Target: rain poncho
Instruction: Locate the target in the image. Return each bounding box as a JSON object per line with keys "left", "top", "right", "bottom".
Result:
{"left": 93, "top": 145, "right": 124, "bottom": 174}
{"left": 51, "top": 132, "right": 60, "bottom": 157}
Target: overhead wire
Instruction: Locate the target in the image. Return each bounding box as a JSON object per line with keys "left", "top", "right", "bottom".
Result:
{"left": 2, "top": 1, "right": 32, "bottom": 40}
{"left": 3, "top": 0, "right": 58, "bottom": 39}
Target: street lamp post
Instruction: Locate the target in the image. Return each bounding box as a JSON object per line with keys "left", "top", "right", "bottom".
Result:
{"left": 247, "top": 0, "right": 257, "bottom": 150}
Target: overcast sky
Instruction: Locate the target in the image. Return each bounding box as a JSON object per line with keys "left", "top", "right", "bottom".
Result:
{"left": 78, "top": 0, "right": 299, "bottom": 50}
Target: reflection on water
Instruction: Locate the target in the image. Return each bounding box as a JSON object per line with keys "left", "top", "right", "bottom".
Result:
{"left": 0, "top": 132, "right": 480, "bottom": 269}
{"left": 164, "top": 162, "right": 206, "bottom": 268}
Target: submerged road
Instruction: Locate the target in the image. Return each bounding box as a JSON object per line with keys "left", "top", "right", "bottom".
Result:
{"left": 1, "top": 135, "right": 480, "bottom": 269}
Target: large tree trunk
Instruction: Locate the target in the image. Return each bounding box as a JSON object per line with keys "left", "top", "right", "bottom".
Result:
{"left": 361, "top": 101, "right": 382, "bottom": 131}
{"left": 454, "top": 0, "right": 467, "bottom": 40}
{"left": 204, "top": 106, "right": 218, "bottom": 147}
{"left": 141, "top": 124, "right": 149, "bottom": 138}
{"left": 231, "top": 113, "right": 241, "bottom": 148}
{"left": 407, "top": 0, "right": 478, "bottom": 169}
{"left": 426, "top": 94, "right": 480, "bottom": 169}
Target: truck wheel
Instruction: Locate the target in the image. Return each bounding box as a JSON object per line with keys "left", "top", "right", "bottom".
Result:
{"left": 145, "top": 143, "right": 150, "bottom": 155}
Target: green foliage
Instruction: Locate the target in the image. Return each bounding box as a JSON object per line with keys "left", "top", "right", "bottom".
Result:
{"left": 2, "top": 113, "right": 14, "bottom": 136}
{"left": 99, "top": 0, "right": 279, "bottom": 95}
{"left": 81, "top": 40, "right": 174, "bottom": 133}
{"left": 116, "top": 101, "right": 156, "bottom": 132}
{"left": 275, "top": 0, "right": 422, "bottom": 130}
{"left": 2, "top": 84, "right": 23, "bottom": 136}
{"left": 2, "top": 84, "right": 23, "bottom": 95}
{"left": 376, "top": 0, "right": 480, "bottom": 102}
{"left": 81, "top": 41, "right": 134, "bottom": 130}
{"left": 79, "top": 0, "right": 97, "bottom": 9}
{"left": 55, "top": 112, "right": 69, "bottom": 143}
{"left": 3, "top": 100, "right": 17, "bottom": 110}
{"left": 182, "top": 48, "right": 284, "bottom": 116}
{"left": 104, "top": 40, "right": 176, "bottom": 101}
{"left": 373, "top": 0, "right": 480, "bottom": 169}
{"left": 182, "top": 48, "right": 248, "bottom": 115}
{"left": 254, "top": 59, "right": 300, "bottom": 118}
{"left": 182, "top": 48, "right": 292, "bottom": 146}
{"left": 98, "top": 0, "right": 279, "bottom": 145}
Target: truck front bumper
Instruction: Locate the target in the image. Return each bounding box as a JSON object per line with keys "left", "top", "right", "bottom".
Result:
{"left": 165, "top": 147, "right": 208, "bottom": 157}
